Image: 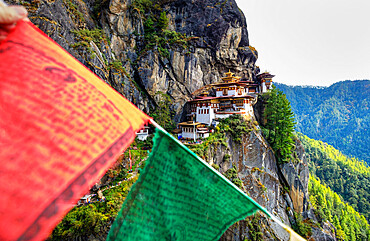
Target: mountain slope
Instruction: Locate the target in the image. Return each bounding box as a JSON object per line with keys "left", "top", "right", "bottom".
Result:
{"left": 309, "top": 176, "right": 370, "bottom": 241}
{"left": 275, "top": 80, "right": 370, "bottom": 164}
{"left": 298, "top": 133, "right": 370, "bottom": 222}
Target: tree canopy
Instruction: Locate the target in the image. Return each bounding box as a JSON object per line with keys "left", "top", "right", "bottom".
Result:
{"left": 309, "top": 176, "right": 370, "bottom": 241}
{"left": 275, "top": 80, "right": 370, "bottom": 164}
{"left": 262, "top": 85, "right": 296, "bottom": 162}
{"left": 299, "top": 133, "right": 370, "bottom": 222}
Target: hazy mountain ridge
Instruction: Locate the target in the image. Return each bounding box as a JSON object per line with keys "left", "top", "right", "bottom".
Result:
{"left": 275, "top": 80, "right": 370, "bottom": 164}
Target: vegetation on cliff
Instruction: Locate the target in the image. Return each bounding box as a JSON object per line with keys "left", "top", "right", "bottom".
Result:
{"left": 51, "top": 177, "right": 137, "bottom": 240}
{"left": 188, "top": 114, "right": 252, "bottom": 160}
{"left": 151, "top": 91, "right": 176, "bottom": 131}
{"left": 299, "top": 133, "right": 370, "bottom": 222}
{"left": 131, "top": 0, "right": 192, "bottom": 59}
{"left": 50, "top": 146, "right": 148, "bottom": 240}
{"left": 309, "top": 176, "right": 370, "bottom": 240}
{"left": 275, "top": 80, "right": 370, "bottom": 164}
{"left": 261, "top": 85, "right": 296, "bottom": 163}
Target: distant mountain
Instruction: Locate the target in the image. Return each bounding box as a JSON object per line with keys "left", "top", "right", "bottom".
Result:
{"left": 275, "top": 80, "right": 370, "bottom": 164}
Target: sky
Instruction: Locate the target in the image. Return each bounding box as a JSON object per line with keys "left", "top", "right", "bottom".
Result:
{"left": 235, "top": 0, "right": 370, "bottom": 86}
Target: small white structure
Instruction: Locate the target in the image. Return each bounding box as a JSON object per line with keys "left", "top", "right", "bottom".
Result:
{"left": 178, "top": 122, "right": 210, "bottom": 140}
{"left": 77, "top": 194, "right": 95, "bottom": 206}
{"left": 257, "top": 72, "right": 274, "bottom": 93}
{"left": 136, "top": 126, "right": 150, "bottom": 141}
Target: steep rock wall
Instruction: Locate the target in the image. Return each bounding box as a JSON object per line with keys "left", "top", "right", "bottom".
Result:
{"left": 205, "top": 127, "right": 310, "bottom": 240}
{"left": 10, "top": 0, "right": 259, "bottom": 120}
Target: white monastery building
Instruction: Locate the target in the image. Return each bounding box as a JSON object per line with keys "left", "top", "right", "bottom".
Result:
{"left": 178, "top": 71, "right": 274, "bottom": 140}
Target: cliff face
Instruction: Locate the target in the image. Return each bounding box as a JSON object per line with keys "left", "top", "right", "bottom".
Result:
{"left": 11, "top": 0, "right": 259, "bottom": 121}
{"left": 205, "top": 125, "right": 310, "bottom": 240}
{"left": 6, "top": 0, "right": 335, "bottom": 240}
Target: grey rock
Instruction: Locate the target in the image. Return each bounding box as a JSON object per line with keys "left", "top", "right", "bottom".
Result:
{"left": 311, "top": 221, "right": 337, "bottom": 241}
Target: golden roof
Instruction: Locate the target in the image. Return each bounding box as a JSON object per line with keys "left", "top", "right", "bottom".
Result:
{"left": 221, "top": 71, "right": 241, "bottom": 83}
{"left": 178, "top": 121, "right": 202, "bottom": 126}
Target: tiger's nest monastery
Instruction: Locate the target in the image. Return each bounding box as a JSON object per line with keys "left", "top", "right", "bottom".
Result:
{"left": 178, "top": 71, "right": 274, "bottom": 140}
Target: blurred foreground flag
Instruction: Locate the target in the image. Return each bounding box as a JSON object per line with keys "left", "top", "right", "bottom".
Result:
{"left": 107, "top": 128, "right": 262, "bottom": 241}
{"left": 0, "top": 20, "right": 150, "bottom": 241}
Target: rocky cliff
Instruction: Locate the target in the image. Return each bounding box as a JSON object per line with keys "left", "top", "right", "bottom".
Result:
{"left": 201, "top": 120, "right": 309, "bottom": 240}
{"left": 10, "top": 0, "right": 259, "bottom": 121}
{"left": 6, "top": 0, "right": 336, "bottom": 240}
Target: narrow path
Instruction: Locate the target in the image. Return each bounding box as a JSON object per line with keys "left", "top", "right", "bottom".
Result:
{"left": 77, "top": 158, "right": 145, "bottom": 206}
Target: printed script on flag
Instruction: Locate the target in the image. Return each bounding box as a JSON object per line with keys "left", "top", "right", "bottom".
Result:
{"left": 0, "top": 20, "right": 150, "bottom": 241}
{"left": 107, "top": 128, "right": 262, "bottom": 241}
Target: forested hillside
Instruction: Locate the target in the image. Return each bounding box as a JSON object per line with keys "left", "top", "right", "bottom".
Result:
{"left": 298, "top": 133, "right": 370, "bottom": 222}
{"left": 309, "top": 176, "right": 370, "bottom": 240}
{"left": 275, "top": 80, "right": 369, "bottom": 164}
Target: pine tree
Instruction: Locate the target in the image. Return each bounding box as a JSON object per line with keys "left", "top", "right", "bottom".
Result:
{"left": 263, "top": 85, "right": 296, "bottom": 162}
{"left": 157, "top": 11, "right": 169, "bottom": 30}
{"left": 151, "top": 92, "right": 176, "bottom": 131}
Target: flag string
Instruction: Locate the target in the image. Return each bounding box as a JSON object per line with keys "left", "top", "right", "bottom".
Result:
{"left": 150, "top": 119, "right": 306, "bottom": 241}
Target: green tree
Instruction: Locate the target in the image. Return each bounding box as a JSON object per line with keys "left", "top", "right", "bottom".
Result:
{"left": 157, "top": 11, "right": 169, "bottom": 30}
{"left": 263, "top": 85, "right": 296, "bottom": 162}
{"left": 151, "top": 91, "right": 176, "bottom": 131}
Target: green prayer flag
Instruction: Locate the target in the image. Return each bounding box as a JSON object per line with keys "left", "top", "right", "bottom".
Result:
{"left": 107, "top": 128, "right": 265, "bottom": 241}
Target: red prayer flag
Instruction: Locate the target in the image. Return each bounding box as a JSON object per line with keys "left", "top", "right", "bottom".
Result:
{"left": 0, "top": 20, "right": 150, "bottom": 241}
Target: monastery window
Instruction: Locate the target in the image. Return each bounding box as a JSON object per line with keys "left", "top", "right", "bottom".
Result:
{"left": 236, "top": 100, "right": 243, "bottom": 106}
{"left": 207, "top": 109, "right": 209, "bottom": 114}
{"left": 223, "top": 89, "right": 228, "bottom": 95}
